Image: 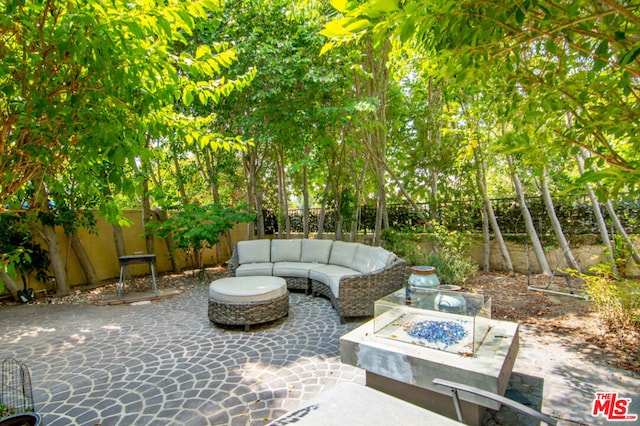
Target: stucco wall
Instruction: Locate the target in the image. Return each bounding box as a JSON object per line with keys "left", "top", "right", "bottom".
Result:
{"left": 4, "top": 215, "right": 630, "bottom": 296}
{"left": 8, "top": 211, "right": 247, "bottom": 294}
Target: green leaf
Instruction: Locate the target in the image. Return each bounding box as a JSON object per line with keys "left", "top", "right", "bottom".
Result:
{"left": 319, "top": 41, "right": 335, "bottom": 55}
{"left": 399, "top": 20, "right": 414, "bottom": 43}
{"left": 593, "top": 39, "right": 609, "bottom": 72}
{"left": 195, "top": 45, "right": 211, "bottom": 60}
{"left": 319, "top": 17, "right": 359, "bottom": 38}
{"left": 330, "top": 0, "right": 350, "bottom": 13}
{"left": 365, "top": 0, "right": 399, "bottom": 17}
{"left": 619, "top": 45, "right": 640, "bottom": 67}
{"left": 345, "top": 18, "right": 371, "bottom": 33}
{"left": 182, "top": 87, "right": 194, "bottom": 106}
{"left": 515, "top": 6, "right": 525, "bottom": 24}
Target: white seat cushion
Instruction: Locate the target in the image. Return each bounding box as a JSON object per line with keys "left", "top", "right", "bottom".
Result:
{"left": 309, "top": 264, "right": 361, "bottom": 298}
{"left": 236, "top": 263, "right": 273, "bottom": 276}
{"left": 329, "top": 241, "right": 360, "bottom": 268}
{"left": 271, "top": 239, "right": 302, "bottom": 262}
{"left": 273, "top": 262, "right": 314, "bottom": 278}
{"left": 237, "top": 239, "right": 271, "bottom": 264}
{"left": 300, "top": 239, "right": 333, "bottom": 263}
{"left": 351, "top": 245, "right": 397, "bottom": 273}
{"left": 209, "top": 276, "right": 287, "bottom": 303}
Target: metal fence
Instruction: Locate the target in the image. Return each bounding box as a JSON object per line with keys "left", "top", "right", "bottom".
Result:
{"left": 263, "top": 195, "right": 640, "bottom": 236}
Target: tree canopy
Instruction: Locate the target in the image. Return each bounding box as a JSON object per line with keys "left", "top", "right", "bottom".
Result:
{"left": 321, "top": 0, "right": 639, "bottom": 195}
{"left": 0, "top": 0, "right": 252, "bottom": 213}
{"left": 2, "top": 0, "right": 640, "bottom": 296}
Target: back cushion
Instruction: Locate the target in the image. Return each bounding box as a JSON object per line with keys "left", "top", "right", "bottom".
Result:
{"left": 300, "top": 239, "right": 333, "bottom": 263}
{"left": 271, "top": 239, "right": 302, "bottom": 262}
{"left": 351, "top": 245, "right": 397, "bottom": 273}
{"left": 237, "top": 239, "right": 271, "bottom": 264}
{"left": 329, "top": 241, "right": 359, "bottom": 268}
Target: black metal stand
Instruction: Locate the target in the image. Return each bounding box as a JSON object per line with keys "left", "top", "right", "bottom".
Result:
{"left": 118, "top": 254, "right": 157, "bottom": 298}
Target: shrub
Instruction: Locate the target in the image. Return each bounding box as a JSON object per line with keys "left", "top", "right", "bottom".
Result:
{"left": 147, "top": 203, "right": 254, "bottom": 270}
{"left": 382, "top": 225, "right": 477, "bottom": 285}
{"left": 423, "top": 250, "right": 478, "bottom": 285}
{"left": 582, "top": 263, "right": 640, "bottom": 331}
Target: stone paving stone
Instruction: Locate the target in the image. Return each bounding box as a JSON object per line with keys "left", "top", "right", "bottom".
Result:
{"left": 2, "top": 285, "right": 639, "bottom": 425}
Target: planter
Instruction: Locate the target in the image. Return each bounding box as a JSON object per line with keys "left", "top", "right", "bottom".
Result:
{"left": 407, "top": 266, "right": 440, "bottom": 290}
{"left": 0, "top": 413, "right": 42, "bottom": 426}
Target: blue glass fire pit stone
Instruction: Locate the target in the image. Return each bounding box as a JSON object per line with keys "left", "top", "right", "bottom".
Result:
{"left": 404, "top": 319, "right": 468, "bottom": 348}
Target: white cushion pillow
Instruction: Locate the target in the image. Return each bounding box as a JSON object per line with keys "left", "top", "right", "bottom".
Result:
{"left": 271, "top": 239, "right": 302, "bottom": 262}
{"left": 237, "top": 239, "right": 271, "bottom": 264}
{"left": 356, "top": 246, "right": 397, "bottom": 272}
{"left": 329, "top": 241, "right": 360, "bottom": 268}
{"left": 309, "top": 264, "right": 360, "bottom": 298}
{"left": 300, "top": 239, "right": 333, "bottom": 263}
{"left": 209, "top": 276, "right": 286, "bottom": 303}
{"left": 235, "top": 263, "right": 273, "bottom": 276}
{"left": 273, "top": 262, "right": 314, "bottom": 278}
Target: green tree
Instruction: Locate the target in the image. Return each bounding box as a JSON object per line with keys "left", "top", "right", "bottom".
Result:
{"left": 1, "top": 0, "right": 251, "bottom": 294}
{"left": 322, "top": 0, "right": 640, "bottom": 194}
{"left": 147, "top": 203, "right": 254, "bottom": 270}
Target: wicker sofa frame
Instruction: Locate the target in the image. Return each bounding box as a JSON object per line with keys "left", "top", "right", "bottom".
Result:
{"left": 227, "top": 239, "right": 407, "bottom": 323}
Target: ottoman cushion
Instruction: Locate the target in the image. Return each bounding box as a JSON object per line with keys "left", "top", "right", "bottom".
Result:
{"left": 209, "top": 276, "right": 287, "bottom": 303}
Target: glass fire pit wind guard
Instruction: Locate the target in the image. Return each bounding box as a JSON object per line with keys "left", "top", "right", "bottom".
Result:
{"left": 374, "top": 289, "right": 492, "bottom": 355}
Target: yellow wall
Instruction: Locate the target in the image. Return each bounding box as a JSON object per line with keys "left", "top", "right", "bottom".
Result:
{"left": 11, "top": 211, "right": 248, "bottom": 294}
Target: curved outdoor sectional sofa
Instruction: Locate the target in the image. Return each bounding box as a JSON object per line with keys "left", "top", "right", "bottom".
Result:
{"left": 227, "top": 238, "right": 407, "bottom": 323}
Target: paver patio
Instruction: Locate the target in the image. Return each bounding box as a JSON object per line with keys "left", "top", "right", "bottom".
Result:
{"left": 1, "top": 284, "right": 638, "bottom": 425}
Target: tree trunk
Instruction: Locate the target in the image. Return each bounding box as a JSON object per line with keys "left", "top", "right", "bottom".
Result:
{"left": 576, "top": 152, "right": 617, "bottom": 274}
{"left": 0, "top": 268, "right": 21, "bottom": 301}
{"left": 172, "top": 143, "right": 190, "bottom": 203}
{"left": 41, "top": 223, "right": 70, "bottom": 295}
{"left": 580, "top": 150, "right": 640, "bottom": 266}
{"left": 141, "top": 178, "right": 154, "bottom": 255}
{"left": 302, "top": 147, "right": 310, "bottom": 239}
{"left": 110, "top": 223, "right": 126, "bottom": 257}
{"left": 604, "top": 200, "right": 640, "bottom": 265}
{"left": 508, "top": 156, "right": 552, "bottom": 276}
{"left": 350, "top": 149, "right": 367, "bottom": 242}
{"left": 481, "top": 203, "right": 491, "bottom": 273}
{"left": 317, "top": 179, "right": 331, "bottom": 239}
{"left": 275, "top": 150, "right": 290, "bottom": 238}
{"left": 374, "top": 183, "right": 385, "bottom": 246}
{"left": 243, "top": 149, "right": 264, "bottom": 239}
{"left": 474, "top": 147, "right": 513, "bottom": 273}
{"left": 70, "top": 234, "right": 99, "bottom": 286}
{"left": 486, "top": 197, "right": 514, "bottom": 274}
{"left": 539, "top": 165, "right": 581, "bottom": 272}
{"left": 153, "top": 209, "right": 180, "bottom": 272}
{"left": 357, "top": 37, "right": 390, "bottom": 247}
{"left": 426, "top": 77, "right": 443, "bottom": 221}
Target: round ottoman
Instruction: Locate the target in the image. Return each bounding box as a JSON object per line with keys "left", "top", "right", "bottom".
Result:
{"left": 208, "top": 276, "right": 289, "bottom": 331}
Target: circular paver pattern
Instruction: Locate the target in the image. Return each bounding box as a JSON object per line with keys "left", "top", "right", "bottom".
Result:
{"left": 2, "top": 283, "right": 639, "bottom": 425}
{"left": 1, "top": 286, "right": 363, "bottom": 425}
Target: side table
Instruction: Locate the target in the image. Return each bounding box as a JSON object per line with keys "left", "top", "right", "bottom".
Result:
{"left": 118, "top": 254, "right": 157, "bottom": 298}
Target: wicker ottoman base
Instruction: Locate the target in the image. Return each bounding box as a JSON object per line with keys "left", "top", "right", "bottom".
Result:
{"left": 208, "top": 277, "right": 289, "bottom": 331}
